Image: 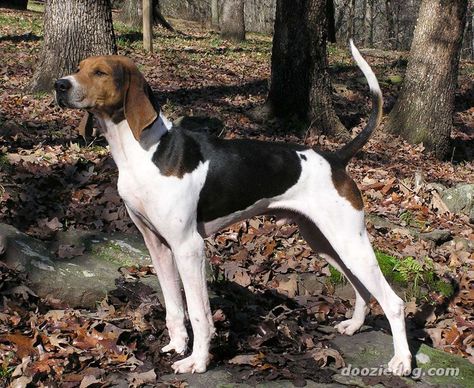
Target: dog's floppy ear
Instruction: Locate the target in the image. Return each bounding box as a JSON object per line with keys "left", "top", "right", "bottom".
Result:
{"left": 123, "top": 66, "right": 158, "bottom": 141}
{"left": 78, "top": 111, "right": 94, "bottom": 139}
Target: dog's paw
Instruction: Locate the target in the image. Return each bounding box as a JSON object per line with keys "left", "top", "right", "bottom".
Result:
{"left": 171, "top": 354, "right": 209, "bottom": 374}
{"left": 161, "top": 340, "right": 187, "bottom": 355}
{"left": 388, "top": 354, "right": 412, "bottom": 376}
{"left": 334, "top": 319, "right": 363, "bottom": 336}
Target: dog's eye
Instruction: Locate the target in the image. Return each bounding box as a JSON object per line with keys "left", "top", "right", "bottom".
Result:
{"left": 74, "top": 67, "right": 80, "bottom": 73}
{"left": 94, "top": 70, "right": 106, "bottom": 76}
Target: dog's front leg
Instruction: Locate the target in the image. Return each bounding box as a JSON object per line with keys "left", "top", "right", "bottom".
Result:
{"left": 170, "top": 233, "right": 215, "bottom": 374}
{"left": 126, "top": 207, "right": 188, "bottom": 354}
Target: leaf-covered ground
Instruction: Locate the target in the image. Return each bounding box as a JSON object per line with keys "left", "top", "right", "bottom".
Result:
{"left": 0, "top": 6, "right": 473, "bottom": 387}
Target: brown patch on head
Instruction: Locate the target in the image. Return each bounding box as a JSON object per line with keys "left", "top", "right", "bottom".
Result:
{"left": 331, "top": 168, "right": 364, "bottom": 210}
{"left": 73, "top": 55, "right": 158, "bottom": 140}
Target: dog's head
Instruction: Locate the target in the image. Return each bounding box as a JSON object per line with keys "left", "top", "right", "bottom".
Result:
{"left": 54, "top": 55, "right": 158, "bottom": 140}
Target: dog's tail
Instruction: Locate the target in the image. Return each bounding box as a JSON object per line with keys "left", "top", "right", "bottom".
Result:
{"left": 335, "top": 40, "right": 383, "bottom": 166}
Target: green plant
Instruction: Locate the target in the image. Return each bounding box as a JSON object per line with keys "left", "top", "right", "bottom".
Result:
{"left": 399, "top": 210, "right": 414, "bottom": 225}
{"left": 328, "top": 265, "right": 345, "bottom": 285}
{"left": 394, "top": 256, "right": 424, "bottom": 289}
{"left": 0, "top": 153, "right": 10, "bottom": 168}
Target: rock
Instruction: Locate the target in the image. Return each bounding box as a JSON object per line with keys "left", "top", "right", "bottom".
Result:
{"left": 330, "top": 331, "right": 474, "bottom": 388}
{"left": 367, "top": 214, "right": 451, "bottom": 244}
{"left": 0, "top": 223, "right": 159, "bottom": 308}
{"left": 419, "top": 229, "right": 451, "bottom": 244}
{"left": 0, "top": 233, "right": 6, "bottom": 255}
{"left": 441, "top": 183, "right": 474, "bottom": 217}
{"left": 160, "top": 367, "right": 343, "bottom": 387}
{"left": 298, "top": 273, "right": 326, "bottom": 296}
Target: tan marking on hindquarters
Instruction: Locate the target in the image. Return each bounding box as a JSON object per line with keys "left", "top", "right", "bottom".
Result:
{"left": 331, "top": 168, "right": 364, "bottom": 210}
{"left": 72, "top": 55, "right": 157, "bottom": 140}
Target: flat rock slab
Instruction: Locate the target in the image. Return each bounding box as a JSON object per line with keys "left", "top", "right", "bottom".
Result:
{"left": 331, "top": 331, "right": 474, "bottom": 388}
{"left": 160, "top": 368, "right": 344, "bottom": 388}
{"left": 160, "top": 331, "right": 474, "bottom": 387}
{"left": 0, "top": 223, "right": 157, "bottom": 307}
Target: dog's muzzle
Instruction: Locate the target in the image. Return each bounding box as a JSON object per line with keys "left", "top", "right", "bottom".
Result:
{"left": 54, "top": 78, "right": 72, "bottom": 107}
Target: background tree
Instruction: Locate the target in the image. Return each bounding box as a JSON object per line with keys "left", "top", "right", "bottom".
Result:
{"left": 211, "top": 0, "right": 219, "bottom": 28}
{"left": 384, "top": 0, "right": 468, "bottom": 159}
{"left": 266, "top": 0, "right": 348, "bottom": 139}
{"left": 30, "top": 0, "right": 117, "bottom": 93}
{"left": 119, "top": 0, "right": 175, "bottom": 31}
{"left": 143, "top": 0, "right": 153, "bottom": 52}
{"left": 220, "top": 0, "right": 246, "bottom": 42}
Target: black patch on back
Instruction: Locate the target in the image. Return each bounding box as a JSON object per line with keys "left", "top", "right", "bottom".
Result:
{"left": 152, "top": 127, "right": 306, "bottom": 222}
{"left": 191, "top": 132, "right": 306, "bottom": 222}
{"left": 152, "top": 128, "right": 203, "bottom": 178}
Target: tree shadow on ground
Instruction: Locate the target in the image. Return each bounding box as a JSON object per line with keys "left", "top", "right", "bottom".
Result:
{"left": 0, "top": 33, "right": 42, "bottom": 42}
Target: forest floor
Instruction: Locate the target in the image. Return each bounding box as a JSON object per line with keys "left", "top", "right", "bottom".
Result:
{"left": 0, "top": 5, "right": 473, "bottom": 387}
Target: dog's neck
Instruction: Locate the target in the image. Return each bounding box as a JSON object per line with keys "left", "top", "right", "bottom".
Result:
{"left": 98, "top": 112, "right": 172, "bottom": 170}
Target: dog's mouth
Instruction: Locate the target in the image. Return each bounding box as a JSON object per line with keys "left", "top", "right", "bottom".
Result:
{"left": 55, "top": 92, "right": 87, "bottom": 109}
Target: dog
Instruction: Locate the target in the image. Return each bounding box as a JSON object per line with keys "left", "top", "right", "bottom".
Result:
{"left": 54, "top": 41, "right": 412, "bottom": 376}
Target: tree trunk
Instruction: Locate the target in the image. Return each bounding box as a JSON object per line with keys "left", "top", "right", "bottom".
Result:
{"left": 220, "top": 0, "right": 246, "bottom": 42}
{"left": 385, "top": 0, "right": 468, "bottom": 159}
{"left": 267, "top": 0, "right": 348, "bottom": 139}
{"left": 0, "top": 0, "right": 27, "bottom": 10}
{"left": 385, "top": 0, "right": 396, "bottom": 50}
{"left": 119, "top": 0, "right": 142, "bottom": 28}
{"left": 211, "top": 0, "right": 219, "bottom": 28}
{"left": 30, "top": 0, "right": 116, "bottom": 93}
{"left": 363, "top": 0, "right": 374, "bottom": 47}
{"left": 120, "top": 0, "right": 175, "bottom": 31}
{"left": 143, "top": 0, "right": 153, "bottom": 52}
{"left": 326, "top": 0, "right": 336, "bottom": 43}
{"left": 347, "top": 0, "right": 355, "bottom": 42}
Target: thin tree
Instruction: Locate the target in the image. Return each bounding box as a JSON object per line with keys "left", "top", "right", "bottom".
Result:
{"left": 30, "top": 0, "right": 117, "bottom": 92}
{"left": 211, "top": 0, "right": 219, "bottom": 28}
{"left": 265, "top": 0, "right": 348, "bottom": 139}
{"left": 384, "top": 0, "right": 468, "bottom": 159}
{"left": 143, "top": 0, "right": 153, "bottom": 52}
{"left": 119, "top": 0, "right": 175, "bottom": 32}
{"left": 220, "top": 0, "right": 246, "bottom": 42}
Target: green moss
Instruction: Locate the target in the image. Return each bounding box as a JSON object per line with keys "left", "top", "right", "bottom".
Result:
{"left": 433, "top": 279, "right": 455, "bottom": 298}
{"left": 387, "top": 74, "right": 403, "bottom": 84}
{"left": 329, "top": 265, "right": 345, "bottom": 285}
{"left": 415, "top": 344, "right": 474, "bottom": 387}
{"left": 0, "top": 153, "right": 10, "bottom": 168}
{"left": 327, "top": 251, "right": 451, "bottom": 301}
{"left": 27, "top": 1, "right": 44, "bottom": 13}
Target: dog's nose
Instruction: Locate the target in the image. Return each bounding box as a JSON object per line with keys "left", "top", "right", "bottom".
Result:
{"left": 54, "top": 78, "right": 72, "bottom": 93}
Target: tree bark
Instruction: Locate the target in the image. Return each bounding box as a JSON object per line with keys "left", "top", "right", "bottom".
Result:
{"left": 385, "top": 0, "right": 468, "bottom": 159}
{"left": 120, "top": 0, "right": 175, "bottom": 31}
{"left": 347, "top": 0, "right": 355, "bottom": 42}
{"left": 266, "top": 0, "right": 348, "bottom": 139}
{"left": 30, "top": 0, "right": 116, "bottom": 93}
{"left": 143, "top": 0, "right": 153, "bottom": 52}
{"left": 220, "top": 0, "right": 246, "bottom": 42}
{"left": 385, "top": 0, "right": 396, "bottom": 50}
{"left": 119, "top": 0, "right": 142, "bottom": 28}
{"left": 211, "top": 0, "right": 219, "bottom": 28}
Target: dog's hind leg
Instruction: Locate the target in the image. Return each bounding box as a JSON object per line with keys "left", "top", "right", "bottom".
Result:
{"left": 297, "top": 216, "right": 369, "bottom": 335}
{"left": 126, "top": 207, "right": 188, "bottom": 355}
{"left": 296, "top": 209, "right": 412, "bottom": 376}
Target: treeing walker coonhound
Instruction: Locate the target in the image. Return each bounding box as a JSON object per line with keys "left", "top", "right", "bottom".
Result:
{"left": 54, "top": 41, "right": 412, "bottom": 376}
